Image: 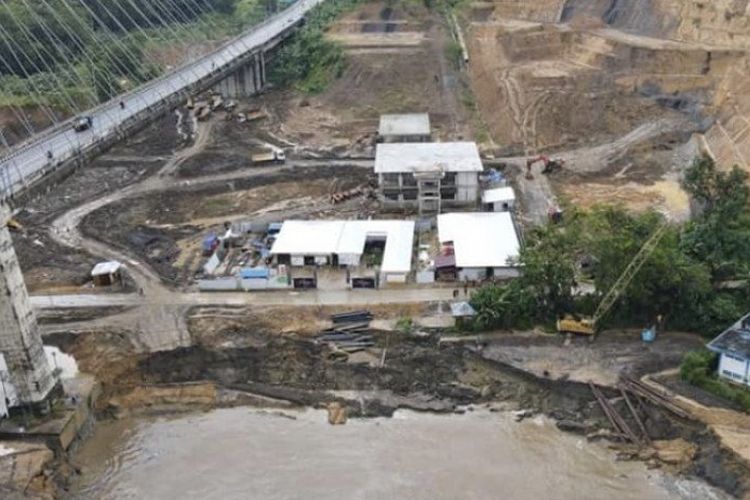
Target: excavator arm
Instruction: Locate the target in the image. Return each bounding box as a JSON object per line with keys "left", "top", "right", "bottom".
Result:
{"left": 590, "top": 222, "right": 668, "bottom": 326}
{"left": 557, "top": 221, "right": 668, "bottom": 336}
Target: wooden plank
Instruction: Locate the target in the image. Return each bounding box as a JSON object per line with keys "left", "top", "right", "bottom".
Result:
{"left": 620, "top": 387, "right": 650, "bottom": 444}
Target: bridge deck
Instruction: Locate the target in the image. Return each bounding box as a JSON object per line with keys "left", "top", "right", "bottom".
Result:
{"left": 0, "top": 0, "right": 323, "bottom": 201}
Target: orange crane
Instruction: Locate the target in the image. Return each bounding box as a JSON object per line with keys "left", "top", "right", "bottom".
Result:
{"left": 526, "top": 155, "right": 565, "bottom": 178}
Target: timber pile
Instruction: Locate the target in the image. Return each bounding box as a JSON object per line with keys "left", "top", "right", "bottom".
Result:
{"left": 619, "top": 376, "right": 691, "bottom": 420}
{"left": 589, "top": 382, "right": 644, "bottom": 444}
{"left": 330, "top": 186, "right": 367, "bottom": 204}
{"left": 589, "top": 376, "right": 695, "bottom": 448}
{"left": 318, "top": 311, "right": 374, "bottom": 353}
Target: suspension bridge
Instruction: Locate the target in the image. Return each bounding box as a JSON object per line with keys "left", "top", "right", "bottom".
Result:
{"left": 0, "top": 0, "right": 323, "bottom": 201}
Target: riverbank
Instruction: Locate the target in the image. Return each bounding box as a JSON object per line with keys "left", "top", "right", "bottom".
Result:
{"left": 37, "top": 322, "right": 750, "bottom": 498}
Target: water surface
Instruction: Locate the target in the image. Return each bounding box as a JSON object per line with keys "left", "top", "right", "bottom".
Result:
{"left": 71, "top": 408, "right": 729, "bottom": 500}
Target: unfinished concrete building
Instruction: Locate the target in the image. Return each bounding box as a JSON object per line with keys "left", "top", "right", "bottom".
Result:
{"left": 374, "top": 142, "right": 483, "bottom": 214}
{"left": 378, "top": 113, "right": 431, "bottom": 143}
{"left": 0, "top": 204, "right": 57, "bottom": 412}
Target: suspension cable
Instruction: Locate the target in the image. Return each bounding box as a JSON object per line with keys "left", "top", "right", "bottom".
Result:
{"left": 0, "top": 8, "right": 84, "bottom": 114}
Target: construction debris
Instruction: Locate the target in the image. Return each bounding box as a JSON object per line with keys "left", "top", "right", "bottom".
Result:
{"left": 589, "top": 381, "right": 642, "bottom": 444}
{"left": 331, "top": 310, "right": 373, "bottom": 324}
{"left": 326, "top": 401, "right": 348, "bottom": 425}
{"left": 318, "top": 311, "right": 375, "bottom": 354}
{"left": 619, "top": 376, "right": 691, "bottom": 420}
{"left": 330, "top": 186, "right": 366, "bottom": 204}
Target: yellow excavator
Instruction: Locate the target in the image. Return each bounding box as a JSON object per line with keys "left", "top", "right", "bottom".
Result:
{"left": 557, "top": 222, "right": 668, "bottom": 336}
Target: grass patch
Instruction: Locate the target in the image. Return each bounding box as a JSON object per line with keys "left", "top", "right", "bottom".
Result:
{"left": 445, "top": 39, "right": 463, "bottom": 70}
{"left": 681, "top": 349, "right": 750, "bottom": 412}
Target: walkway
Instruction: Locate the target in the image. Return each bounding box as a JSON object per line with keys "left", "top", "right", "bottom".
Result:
{"left": 31, "top": 287, "right": 457, "bottom": 309}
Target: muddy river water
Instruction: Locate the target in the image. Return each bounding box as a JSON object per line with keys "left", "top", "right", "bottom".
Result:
{"left": 70, "top": 408, "right": 730, "bottom": 500}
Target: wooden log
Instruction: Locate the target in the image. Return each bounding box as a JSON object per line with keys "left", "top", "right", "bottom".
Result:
{"left": 620, "top": 387, "right": 650, "bottom": 444}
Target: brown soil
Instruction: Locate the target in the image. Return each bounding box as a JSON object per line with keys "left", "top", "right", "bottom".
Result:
{"left": 0, "top": 441, "right": 56, "bottom": 499}
{"left": 479, "top": 329, "right": 706, "bottom": 386}
{"left": 44, "top": 316, "right": 750, "bottom": 497}
{"left": 188, "top": 302, "right": 434, "bottom": 347}
{"left": 246, "top": 1, "right": 473, "bottom": 157}
{"left": 80, "top": 165, "right": 370, "bottom": 284}
{"left": 10, "top": 114, "right": 179, "bottom": 292}
{"left": 461, "top": 2, "right": 745, "bottom": 216}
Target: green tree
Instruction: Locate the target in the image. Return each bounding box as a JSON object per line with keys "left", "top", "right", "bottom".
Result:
{"left": 519, "top": 223, "right": 577, "bottom": 316}
{"left": 681, "top": 155, "right": 750, "bottom": 279}
{"left": 470, "top": 281, "right": 535, "bottom": 330}
{"left": 682, "top": 154, "right": 749, "bottom": 214}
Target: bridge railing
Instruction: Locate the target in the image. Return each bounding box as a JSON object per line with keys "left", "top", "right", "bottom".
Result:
{"left": 0, "top": 0, "right": 309, "bottom": 166}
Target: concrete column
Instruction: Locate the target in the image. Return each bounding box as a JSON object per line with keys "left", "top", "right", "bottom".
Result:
{"left": 214, "top": 53, "right": 269, "bottom": 98}
{"left": 237, "top": 65, "right": 247, "bottom": 97}
{"left": 0, "top": 204, "right": 57, "bottom": 407}
{"left": 245, "top": 64, "right": 257, "bottom": 95}
{"left": 260, "top": 51, "right": 266, "bottom": 87}
{"left": 254, "top": 54, "right": 262, "bottom": 91}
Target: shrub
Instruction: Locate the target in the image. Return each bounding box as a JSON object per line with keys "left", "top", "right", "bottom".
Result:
{"left": 680, "top": 349, "right": 750, "bottom": 412}
{"left": 268, "top": 0, "right": 362, "bottom": 93}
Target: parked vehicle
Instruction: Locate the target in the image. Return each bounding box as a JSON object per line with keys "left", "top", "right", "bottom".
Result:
{"left": 251, "top": 150, "right": 286, "bottom": 165}
{"left": 73, "top": 116, "right": 93, "bottom": 132}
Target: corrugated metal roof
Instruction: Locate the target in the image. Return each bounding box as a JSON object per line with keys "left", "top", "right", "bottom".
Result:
{"left": 438, "top": 212, "right": 520, "bottom": 269}
{"left": 91, "top": 261, "right": 122, "bottom": 276}
{"left": 270, "top": 220, "right": 415, "bottom": 273}
{"left": 378, "top": 113, "right": 430, "bottom": 137}
{"left": 482, "top": 187, "right": 515, "bottom": 204}
{"left": 708, "top": 313, "right": 750, "bottom": 359}
{"left": 375, "top": 142, "right": 483, "bottom": 174}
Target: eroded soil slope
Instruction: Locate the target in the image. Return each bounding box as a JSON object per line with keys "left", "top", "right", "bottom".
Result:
{"left": 463, "top": 0, "right": 750, "bottom": 215}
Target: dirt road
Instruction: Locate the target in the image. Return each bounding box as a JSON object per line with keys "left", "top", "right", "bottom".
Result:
{"left": 35, "top": 116, "right": 431, "bottom": 351}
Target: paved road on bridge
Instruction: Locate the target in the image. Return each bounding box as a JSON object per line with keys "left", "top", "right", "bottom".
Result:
{"left": 0, "top": 0, "right": 323, "bottom": 200}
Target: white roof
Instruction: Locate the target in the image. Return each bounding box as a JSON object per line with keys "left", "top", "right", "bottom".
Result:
{"left": 482, "top": 187, "right": 516, "bottom": 204}
{"left": 378, "top": 113, "right": 431, "bottom": 137}
{"left": 375, "top": 142, "right": 483, "bottom": 174}
{"left": 91, "top": 261, "right": 122, "bottom": 276}
{"left": 438, "top": 213, "right": 520, "bottom": 268}
{"left": 270, "top": 220, "right": 415, "bottom": 273}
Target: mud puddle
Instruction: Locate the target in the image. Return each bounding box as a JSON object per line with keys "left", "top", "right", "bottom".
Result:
{"left": 69, "top": 408, "right": 729, "bottom": 500}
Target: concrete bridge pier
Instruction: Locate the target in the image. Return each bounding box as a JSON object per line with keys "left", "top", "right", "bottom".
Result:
{"left": 0, "top": 204, "right": 59, "bottom": 415}
{"left": 213, "top": 51, "right": 268, "bottom": 99}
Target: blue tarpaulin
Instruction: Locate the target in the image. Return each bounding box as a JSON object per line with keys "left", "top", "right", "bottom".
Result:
{"left": 486, "top": 169, "right": 504, "bottom": 184}
{"left": 240, "top": 267, "right": 270, "bottom": 279}
{"left": 203, "top": 234, "right": 219, "bottom": 252}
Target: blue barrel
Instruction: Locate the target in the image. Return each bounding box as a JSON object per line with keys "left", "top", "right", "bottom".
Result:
{"left": 641, "top": 327, "right": 656, "bottom": 343}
